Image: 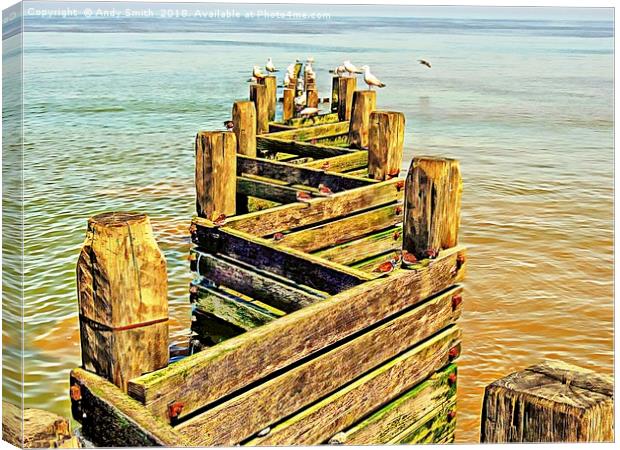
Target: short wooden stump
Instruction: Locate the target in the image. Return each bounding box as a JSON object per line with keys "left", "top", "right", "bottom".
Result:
{"left": 480, "top": 360, "right": 613, "bottom": 443}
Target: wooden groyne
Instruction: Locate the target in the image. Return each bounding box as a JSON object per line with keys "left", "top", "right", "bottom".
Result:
{"left": 69, "top": 64, "right": 466, "bottom": 446}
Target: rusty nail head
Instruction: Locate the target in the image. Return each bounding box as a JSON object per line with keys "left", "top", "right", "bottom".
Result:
{"left": 448, "top": 373, "right": 457, "bottom": 386}
{"left": 456, "top": 254, "right": 465, "bottom": 268}
{"left": 448, "top": 346, "right": 460, "bottom": 360}
{"left": 396, "top": 180, "right": 405, "bottom": 191}
{"left": 168, "top": 401, "right": 184, "bottom": 419}
{"left": 451, "top": 294, "right": 463, "bottom": 310}
{"left": 70, "top": 385, "right": 82, "bottom": 401}
{"left": 447, "top": 410, "right": 457, "bottom": 421}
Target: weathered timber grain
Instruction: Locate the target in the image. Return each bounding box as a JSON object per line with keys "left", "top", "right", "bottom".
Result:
{"left": 190, "top": 250, "right": 326, "bottom": 313}
{"left": 127, "top": 246, "right": 466, "bottom": 423}
{"left": 191, "top": 223, "right": 373, "bottom": 293}
{"left": 349, "top": 90, "right": 377, "bottom": 149}
{"left": 190, "top": 282, "right": 278, "bottom": 331}
{"left": 368, "top": 110, "right": 405, "bottom": 180}
{"left": 283, "top": 112, "right": 339, "bottom": 128}
{"left": 237, "top": 176, "right": 312, "bottom": 203}
{"left": 403, "top": 156, "right": 462, "bottom": 260}
{"left": 258, "top": 75, "right": 277, "bottom": 121}
{"left": 217, "top": 177, "right": 403, "bottom": 236}
{"left": 70, "top": 369, "right": 189, "bottom": 447}
{"left": 306, "top": 87, "right": 319, "bottom": 109}
{"left": 232, "top": 101, "right": 257, "bottom": 158}
{"left": 246, "top": 326, "right": 461, "bottom": 446}
{"left": 312, "top": 133, "right": 349, "bottom": 147}
{"left": 331, "top": 76, "right": 339, "bottom": 112}
{"left": 266, "top": 121, "right": 350, "bottom": 141}
{"left": 256, "top": 137, "right": 352, "bottom": 160}
{"left": 276, "top": 202, "right": 403, "bottom": 253}
{"left": 337, "top": 77, "right": 356, "bottom": 121}
{"left": 178, "top": 287, "right": 463, "bottom": 446}
{"left": 76, "top": 212, "right": 168, "bottom": 391}
{"left": 282, "top": 88, "right": 294, "bottom": 121}
{"left": 328, "top": 364, "right": 457, "bottom": 445}
{"left": 301, "top": 151, "right": 368, "bottom": 172}
{"left": 250, "top": 84, "right": 269, "bottom": 134}
{"left": 2, "top": 401, "right": 77, "bottom": 448}
{"left": 237, "top": 155, "right": 372, "bottom": 191}
{"left": 314, "top": 225, "right": 403, "bottom": 265}
{"left": 191, "top": 309, "right": 245, "bottom": 345}
{"left": 392, "top": 399, "right": 457, "bottom": 444}
{"left": 195, "top": 131, "right": 237, "bottom": 219}
{"left": 480, "top": 360, "right": 614, "bottom": 443}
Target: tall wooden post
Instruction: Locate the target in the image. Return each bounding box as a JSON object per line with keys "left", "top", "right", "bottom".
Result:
{"left": 337, "top": 77, "right": 356, "bottom": 121}
{"left": 283, "top": 88, "right": 295, "bottom": 121}
{"left": 368, "top": 111, "right": 405, "bottom": 180}
{"left": 481, "top": 360, "right": 613, "bottom": 443}
{"left": 306, "top": 79, "right": 319, "bottom": 108}
{"left": 195, "top": 131, "right": 237, "bottom": 219}
{"left": 77, "top": 212, "right": 169, "bottom": 392}
{"left": 402, "top": 156, "right": 462, "bottom": 261}
{"left": 250, "top": 83, "right": 269, "bottom": 135}
{"left": 259, "top": 75, "right": 277, "bottom": 121}
{"left": 331, "top": 76, "right": 339, "bottom": 113}
{"left": 348, "top": 90, "right": 376, "bottom": 149}
{"left": 232, "top": 100, "right": 256, "bottom": 158}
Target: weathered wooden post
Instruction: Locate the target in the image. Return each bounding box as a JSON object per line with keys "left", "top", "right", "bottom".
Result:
{"left": 348, "top": 90, "right": 376, "bottom": 149}
{"left": 76, "top": 212, "right": 169, "bottom": 392}
{"left": 259, "top": 75, "right": 277, "bottom": 121}
{"left": 250, "top": 83, "right": 269, "bottom": 134}
{"left": 481, "top": 360, "right": 613, "bottom": 443}
{"left": 368, "top": 111, "right": 405, "bottom": 180}
{"left": 306, "top": 81, "right": 319, "bottom": 109}
{"left": 402, "top": 156, "right": 462, "bottom": 261}
{"left": 337, "top": 77, "right": 356, "bottom": 121}
{"left": 283, "top": 88, "right": 295, "bottom": 121}
{"left": 195, "top": 131, "right": 237, "bottom": 219}
{"left": 331, "top": 76, "right": 340, "bottom": 113}
{"left": 232, "top": 100, "right": 256, "bottom": 158}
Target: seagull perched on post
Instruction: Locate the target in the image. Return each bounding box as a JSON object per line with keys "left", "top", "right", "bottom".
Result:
{"left": 418, "top": 59, "right": 431, "bottom": 68}
{"left": 329, "top": 65, "right": 347, "bottom": 77}
{"left": 343, "top": 60, "right": 364, "bottom": 77}
{"left": 361, "top": 65, "right": 386, "bottom": 89}
{"left": 253, "top": 65, "right": 265, "bottom": 79}
{"left": 265, "top": 58, "right": 279, "bottom": 73}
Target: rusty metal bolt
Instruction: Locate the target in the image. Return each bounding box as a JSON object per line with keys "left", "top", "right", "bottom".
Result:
{"left": 168, "top": 401, "right": 184, "bottom": 420}
{"left": 188, "top": 223, "right": 197, "bottom": 234}
{"left": 189, "top": 285, "right": 198, "bottom": 295}
{"left": 393, "top": 230, "right": 402, "bottom": 241}
{"left": 448, "top": 373, "right": 457, "bottom": 386}
{"left": 448, "top": 345, "right": 460, "bottom": 360}
{"left": 447, "top": 410, "right": 457, "bottom": 421}
{"left": 395, "top": 205, "right": 403, "bottom": 215}
{"left": 395, "top": 180, "right": 405, "bottom": 191}
{"left": 451, "top": 294, "right": 463, "bottom": 310}
{"left": 456, "top": 254, "right": 465, "bottom": 270}
{"left": 70, "top": 385, "right": 82, "bottom": 402}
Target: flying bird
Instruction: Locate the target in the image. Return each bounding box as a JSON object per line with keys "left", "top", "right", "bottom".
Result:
{"left": 343, "top": 60, "right": 364, "bottom": 76}
{"left": 265, "top": 57, "right": 279, "bottom": 73}
{"left": 361, "top": 65, "right": 386, "bottom": 90}
{"left": 418, "top": 59, "right": 431, "bottom": 68}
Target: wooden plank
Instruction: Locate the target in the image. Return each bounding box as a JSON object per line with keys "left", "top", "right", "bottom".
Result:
{"left": 257, "top": 136, "right": 352, "bottom": 160}
{"left": 70, "top": 368, "right": 189, "bottom": 447}
{"left": 314, "top": 225, "right": 402, "bottom": 265}
{"left": 276, "top": 203, "right": 403, "bottom": 253}
{"left": 176, "top": 287, "right": 463, "bottom": 446}
{"left": 217, "top": 177, "right": 403, "bottom": 236}
{"left": 127, "top": 246, "right": 466, "bottom": 423}
{"left": 237, "top": 155, "right": 373, "bottom": 191}
{"left": 311, "top": 133, "right": 349, "bottom": 147}
{"left": 191, "top": 223, "right": 373, "bottom": 294}
{"left": 190, "top": 251, "right": 326, "bottom": 313}
{"left": 301, "top": 151, "right": 368, "bottom": 172}
{"left": 237, "top": 176, "right": 311, "bottom": 204}
{"left": 329, "top": 364, "right": 457, "bottom": 445}
{"left": 279, "top": 112, "right": 339, "bottom": 128}
{"left": 268, "top": 122, "right": 295, "bottom": 133}
{"left": 190, "top": 283, "right": 278, "bottom": 331}
{"left": 392, "top": 399, "right": 457, "bottom": 444}
{"left": 266, "top": 121, "right": 350, "bottom": 141}
{"left": 245, "top": 326, "right": 461, "bottom": 446}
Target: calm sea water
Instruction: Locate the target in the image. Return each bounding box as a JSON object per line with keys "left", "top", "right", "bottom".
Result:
{"left": 3, "top": 4, "right": 613, "bottom": 443}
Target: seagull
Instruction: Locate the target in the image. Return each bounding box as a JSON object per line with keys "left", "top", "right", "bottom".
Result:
{"left": 253, "top": 65, "right": 265, "bottom": 79}
{"left": 294, "top": 92, "right": 307, "bottom": 108}
{"left": 265, "top": 58, "right": 278, "bottom": 73}
{"left": 361, "top": 65, "right": 386, "bottom": 90}
{"left": 329, "top": 65, "right": 347, "bottom": 77}
{"left": 418, "top": 59, "right": 431, "bottom": 68}
{"left": 343, "top": 60, "right": 364, "bottom": 76}
{"left": 298, "top": 107, "right": 319, "bottom": 117}
{"left": 284, "top": 72, "right": 291, "bottom": 86}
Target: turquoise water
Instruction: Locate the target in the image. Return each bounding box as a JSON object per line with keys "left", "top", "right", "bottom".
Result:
{"left": 4, "top": 4, "right": 614, "bottom": 443}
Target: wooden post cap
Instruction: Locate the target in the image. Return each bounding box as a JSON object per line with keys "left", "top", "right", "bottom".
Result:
{"left": 480, "top": 360, "right": 614, "bottom": 443}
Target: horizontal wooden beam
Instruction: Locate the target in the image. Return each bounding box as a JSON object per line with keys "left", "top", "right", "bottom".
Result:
{"left": 127, "top": 245, "right": 466, "bottom": 424}
{"left": 70, "top": 368, "right": 190, "bottom": 447}
{"left": 190, "top": 251, "right": 326, "bottom": 313}
{"left": 276, "top": 203, "right": 403, "bottom": 253}
{"left": 237, "top": 176, "right": 311, "bottom": 204}
{"left": 245, "top": 326, "right": 461, "bottom": 445}
{"left": 391, "top": 399, "right": 456, "bottom": 444}
{"left": 329, "top": 364, "right": 457, "bottom": 445}
{"left": 266, "top": 121, "right": 349, "bottom": 141}
{"left": 257, "top": 137, "right": 352, "bottom": 160}
{"left": 301, "top": 151, "right": 368, "bottom": 173}
{"left": 237, "top": 155, "right": 373, "bottom": 192}
{"left": 313, "top": 226, "right": 402, "bottom": 266}
{"left": 220, "top": 177, "right": 403, "bottom": 236}
{"left": 312, "top": 133, "right": 349, "bottom": 147}
{"left": 191, "top": 222, "right": 373, "bottom": 294}
{"left": 177, "top": 287, "right": 462, "bottom": 446}
{"left": 271, "top": 113, "right": 339, "bottom": 129}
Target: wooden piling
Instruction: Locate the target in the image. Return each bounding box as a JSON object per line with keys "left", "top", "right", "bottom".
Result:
{"left": 232, "top": 100, "right": 256, "bottom": 158}
{"left": 337, "top": 77, "right": 356, "bottom": 121}
{"left": 368, "top": 111, "right": 405, "bottom": 180}
{"left": 259, "top": 75, "right": 277, "bottom": 121}
{"left": 283, "top": 88, "right": 295, "bottom": 121}
{"left": 331, "top": 76, "right": 340, "bottom": 113}
{"left": 402, "top": 156, "right": 462, "bottom": 261}
{"left": 306, "top": 83, "right": 319, "bottom": 109}
{"left": 195, "top": 131, "right": 237, "bottom": 219}
{"left": 76, "top": 212, "right": 169, "bottom": 392}
{"left": 480, "top": 360, "right": 614, "bottom": 443}
{"left": 349, "top": 90, "right": 377, "bottom": 149}
{"left": 250, "top": 83, "right": 269, "bottom": 134}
